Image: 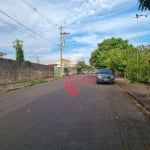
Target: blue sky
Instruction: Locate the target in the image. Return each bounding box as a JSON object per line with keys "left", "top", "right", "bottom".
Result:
{"left": 0, "top": 0, "right": 149, "bottom": 65}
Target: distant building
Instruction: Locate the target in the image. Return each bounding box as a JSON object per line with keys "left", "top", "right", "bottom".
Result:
{"left": 51, "top": 59, "right": 70, "bottom": 67}
{"left": 49, "top": 58, "right": 77, "bottom": 76}
{"left": 0, "top": 52, "right": 7, "bottom": 58}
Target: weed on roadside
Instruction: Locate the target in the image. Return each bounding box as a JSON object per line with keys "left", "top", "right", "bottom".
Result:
{"left": 20, "top": 79, "right": 48, "bottom": 87}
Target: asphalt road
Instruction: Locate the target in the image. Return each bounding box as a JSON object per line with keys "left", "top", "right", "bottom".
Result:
{"left": 0, "top": 75, "right": 150, "bottom": 150}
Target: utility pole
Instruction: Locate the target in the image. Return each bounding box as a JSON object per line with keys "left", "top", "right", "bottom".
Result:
{"left": 59, "top": 26, "right": 70, "bottom": 77}
{"left": 133, "top": 14, "right": 148, "bottom": 80}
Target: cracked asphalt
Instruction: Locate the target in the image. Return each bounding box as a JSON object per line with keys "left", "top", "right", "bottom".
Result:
{"left": 0, "top": 75, "right": 150, "bottom": 150}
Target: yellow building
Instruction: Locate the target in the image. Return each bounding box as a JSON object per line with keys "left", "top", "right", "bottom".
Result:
{"left": 50, "top": 59, "right": 77, "bottom": 76}
{"left": 61, "top": 59, "right": 70, "bottom": 67}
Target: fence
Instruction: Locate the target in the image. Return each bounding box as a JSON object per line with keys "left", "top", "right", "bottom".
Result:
{"left": 0, "top": 58, "right": 54, "bottom": 83}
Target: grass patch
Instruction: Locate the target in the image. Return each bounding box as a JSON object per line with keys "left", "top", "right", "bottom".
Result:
{"left": 20, "top": 81, "right": 28, "bottom": 87}
{"left": 20, "top": 78, "right": 48, "bottom": 87}
{"left": 30, "top": 79, "right": 47, "bottom": 85}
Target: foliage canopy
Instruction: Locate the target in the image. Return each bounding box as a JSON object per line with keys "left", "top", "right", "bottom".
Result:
{"left": 138, "top": 0, "right": 150, "bottom": 11}
{"left": 89, "top": 37, "right": 150, "bottom": 83}
{"left": 13, "top": 39, "right": 24, "bottom": 61}
{"left": 90, "top": 37, "right": 135, "bottom": 75}
{"left": 76, "top": 61, "right": 91, "bottom": 73}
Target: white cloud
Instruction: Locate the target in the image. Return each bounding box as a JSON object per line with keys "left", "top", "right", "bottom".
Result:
{"left": 0, "top": 0, "right": 149, "bottom": 65}
{"left": 72, "top": 34, "right": 100, "bottom": 47}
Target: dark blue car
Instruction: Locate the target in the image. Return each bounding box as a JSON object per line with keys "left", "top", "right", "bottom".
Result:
{"left": 96, "top": 69, "right": 115, "bottom": 84}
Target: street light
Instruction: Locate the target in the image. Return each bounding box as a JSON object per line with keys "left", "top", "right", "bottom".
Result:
{"left": 59, "top": 26, "right": 70, "bottom": 77}
{"left": 147, "top": 59, "right": 150, "bottom": 99}
{"left": 148, "top": 60, "right": 150, "bottom": 78}
{"left": 148, "top": 45, "right": 150, "bottom": 82}
{"left": 133, "top": 14, "right": 148, "bottom": 79}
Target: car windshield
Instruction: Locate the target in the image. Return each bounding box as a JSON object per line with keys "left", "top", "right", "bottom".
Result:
{"left": 98, "top": 70, "right": 113, "bottom": 75}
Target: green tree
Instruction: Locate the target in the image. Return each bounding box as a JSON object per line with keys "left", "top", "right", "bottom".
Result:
{"left": 64, "top": 67, "right": 69, "bottom": 75}
{"left": 126, "top": 45, "right": 150, "bottom": 82}
{"left": 90, "top": 49, "right": 105, "bottom": 69}
{"left": 13, "top": 39, "right": 24, "bottom": 61}
{"left": 97, "top": 37, "right": 129, "bottom": 51}
{"left": 76, "top": 61, "right": 91, "bottom": 74}
{"left": 90, "top": 37, "right": 135, "bottom": 75}
{"left": 138, "top": 0, "right": 150, "bottom": 11}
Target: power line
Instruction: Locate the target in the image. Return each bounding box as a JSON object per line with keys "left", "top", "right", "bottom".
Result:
{"left": 0, "top": 18, "right": 16, "bottom": 28}
{"left": 0, "top": 18, "right": 60, "bottom": 45}
{"left": 22, "top": 0, "right": 59, "bottom": 28}
{"left": 0, "top": 18, "right": 46, "bottom": 42}
{"left": 133, "top": 13, "right": 149, "bottom": 79}
{"left": 0, "top": 9, "right": 50, "bottom": 43}
{"left": 0, "top": 18, "right": 27, "bottom": 34}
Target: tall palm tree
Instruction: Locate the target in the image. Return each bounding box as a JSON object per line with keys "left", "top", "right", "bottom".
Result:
{"left": 138, "top": 0, "right": 150, "bottom": 11}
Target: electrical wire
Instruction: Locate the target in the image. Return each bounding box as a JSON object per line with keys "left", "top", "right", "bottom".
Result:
{"left": 0, "top": 18, "right": 45, "bottom": 42}
{"left": 22, "top": 0, "right": 59, "bottom": 28}
{"left": 0, "top": 18, "right": 25, "bottom": 33}
{"left": 0, "top": 9, "right": 51, "bottom": 43}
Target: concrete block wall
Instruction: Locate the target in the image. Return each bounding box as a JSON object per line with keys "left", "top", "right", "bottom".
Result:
{"left": 0, "top": 58, "right": 54, "bottom": 83}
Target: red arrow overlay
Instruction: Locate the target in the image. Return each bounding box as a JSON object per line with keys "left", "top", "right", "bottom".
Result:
{"left": 65, "top": 81, "right": 78, "bottom": 96}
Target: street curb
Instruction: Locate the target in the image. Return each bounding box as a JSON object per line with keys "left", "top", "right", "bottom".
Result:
{"left": 0, "top": 78, "right": 59, "bottom": 94}
{"left": 116, "top": 82, "right": 150, "bottom": 114}
{"left": 126, "top": 90, "right": 150, "bottom": 112}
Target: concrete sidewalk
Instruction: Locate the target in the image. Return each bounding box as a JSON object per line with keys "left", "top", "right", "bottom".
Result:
{"left": 0, "top": 78, "right": 55, "bottom": 93}
{"left": 116, "top": 77, "right": 150, "bottom": 113}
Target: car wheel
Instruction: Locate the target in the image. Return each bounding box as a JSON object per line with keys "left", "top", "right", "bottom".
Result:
{"left": 111, "top": 81, "right": 114, "bottom": 84}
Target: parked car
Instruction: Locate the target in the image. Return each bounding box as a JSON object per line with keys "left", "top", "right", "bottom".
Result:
{"left": 96, "top": 69, "right": 115, "bottom": 84}
{"left": 91, "top": 71, "right": 98, "bottom": 77}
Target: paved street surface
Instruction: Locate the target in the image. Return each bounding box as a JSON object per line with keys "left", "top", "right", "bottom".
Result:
{"left": 0, "top": 75, "right": 150, "bottom": 150}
